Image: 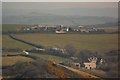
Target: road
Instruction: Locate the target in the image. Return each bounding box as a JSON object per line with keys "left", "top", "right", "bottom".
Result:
{"left": 57, "top": 64, "right": 103, "bottom": 79}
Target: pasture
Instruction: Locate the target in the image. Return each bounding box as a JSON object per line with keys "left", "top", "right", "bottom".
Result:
{"left": 2, "top": 35, "right": 33, "bottom": 50}
{"left": 31, "top": 53, "right": 70, "bottom": 63}
{"left": 14, "top": 33, "right": 118, "bottom": 52}
{"left": 2, "top": 24, "right": 29, "bottom": 32}
{"left": 2, "top": 55, "right": 33, "bottom": 66}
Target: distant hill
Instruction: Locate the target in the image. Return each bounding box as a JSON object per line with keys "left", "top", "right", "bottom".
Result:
{"left": 3, "top": 13, "right": 117, "bottom": 25}
{"left": 85, "top": 22, "right": 118, "bottom": 28}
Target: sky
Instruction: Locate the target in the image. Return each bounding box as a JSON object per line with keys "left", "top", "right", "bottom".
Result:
{"left": 3, "top": 2, "right": 118, "bottom": 9}
{"left": 1, "top": 0, "right": 120, "bottom": 2}
{"left": 2, "top": 2, "right": 118, "bottom": 18}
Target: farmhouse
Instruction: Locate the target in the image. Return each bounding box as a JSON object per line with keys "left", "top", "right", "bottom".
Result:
{"left": 84, "top": 62, "right": 96, "bottom": 69}
{"left": 84, "top": 57, "right": 97, "bottom": 69}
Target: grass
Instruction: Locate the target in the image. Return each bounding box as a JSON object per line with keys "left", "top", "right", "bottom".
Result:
{"left": 14, "top": 33, "right": 118, "bottom": 52}
{"left": 31, "top": 53, "right": 70, "bottom": 63}
{"left": 2, "top": 55, "right": 33, "bottom": 66}
{"left": 2, "top": 35, "right": 34, "bottom": 50}
{"left": 2, "top": 51, "right": 69, "bottom": 67}
{"left": 2, "top": 24, "right": 29, "bottom": 32}
{"left": 104, "top": 27, "right": 118, "bottom": 33}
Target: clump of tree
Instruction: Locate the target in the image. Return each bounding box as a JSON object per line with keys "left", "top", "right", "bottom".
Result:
{"left": 75, "top": 50, "right": 101, "bottom": 65}
{"left": 103, "top": 50, "right": 119, "bottom": 77}
{"left": 64, "top": 45, "right": 77, "bottom": 57}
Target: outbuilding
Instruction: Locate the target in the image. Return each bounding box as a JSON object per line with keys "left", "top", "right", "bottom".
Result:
{"left": 84, "top": 62, "right": 96, "bottom": 69}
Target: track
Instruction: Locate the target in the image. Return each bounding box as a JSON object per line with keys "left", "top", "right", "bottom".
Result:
{"left": 57, "top": 64, "right": 103, "bottom": 80}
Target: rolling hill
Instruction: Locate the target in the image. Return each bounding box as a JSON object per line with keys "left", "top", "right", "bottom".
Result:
{"left": 3, "top": 13, "right": 117, "bottom": 25}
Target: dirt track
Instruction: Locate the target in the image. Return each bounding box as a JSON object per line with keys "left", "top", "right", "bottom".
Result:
{"left": 57, "top": 64, "right": 103, "bottom": 80}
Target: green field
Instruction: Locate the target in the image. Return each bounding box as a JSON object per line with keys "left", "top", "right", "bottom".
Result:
{"left": 2, "top": 52, "right": 70, "bottom": 67}
{"left": 2, "top": 35, "right": 33, "bottom": 50}
{"left": 2, "top": 24, "right": 30, "bottom": 32}
{"left": 14, "top": 33, "right": 118, "bottom": 52}
{"left": 31, "top": 53, "right": 70, "bottom": 63}
{"left": 2, "top": 33, "right": 118, "bottom": 52}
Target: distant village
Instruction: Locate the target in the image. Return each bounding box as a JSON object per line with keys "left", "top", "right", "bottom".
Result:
{"left": 20, "top": 24, "right": 105, "bottom": 34}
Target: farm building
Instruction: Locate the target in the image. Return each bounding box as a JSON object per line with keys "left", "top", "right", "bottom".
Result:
{"left": 55, "top": 30, "right": 66, "bottom": 34}
{"left": 84, "top": 62, "right": 96, "bottom": 69}
{"left": 52, "top": 47, "right": 66, "bottom": 53}
{"left": 35, "top": 48, "right": 45, "bottom": 51}
{"left": 73, "top": 63, "right": 81, "bottom": 69}
{"left": 84, "top": 57, "right": 97, "bottom": 69}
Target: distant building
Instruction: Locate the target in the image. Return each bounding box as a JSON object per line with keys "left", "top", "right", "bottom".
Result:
{"left": 52, "top": 47, "right": 66, "bottom": 53}
{"left": 80, "top": 29, "right": 89, "bottom": 32}
{"left": 73, "top": 63, "right": 81, "bottom": 69}
{"left": 84, "top": 63, "right": 96, "bottom": 69}
{"left": 84, "top": 57, "right": 97, "bottom": 69}
{"left": 70, "top": 57, "right": 78, "bottom": 60}
{"left": 55, "top": 30, "right": 66, "bottom": 34}
{"left": 35, "top": 48, "right": 45, "bottom": 51}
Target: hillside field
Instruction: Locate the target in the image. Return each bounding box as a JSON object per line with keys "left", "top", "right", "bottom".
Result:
{"left": 2, "top": 24, "right": 30, "bottom": 32}
{"left": 13, "top": 33, "right": 118, "bottom": 52}
{"left": 2, "top": 35, "right": 33, "bottom": 50}
{"left": 2, "top": 55, "right": 33, "bottom": 67}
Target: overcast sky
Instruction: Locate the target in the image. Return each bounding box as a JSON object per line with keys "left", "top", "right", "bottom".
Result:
{"left": 2, "top": 0, "right": 119, "bottom": 2}
{"left": 2, "top": 2, "right": 118, "bottom": 18}
{"left": 3, "top": 2, "right": 118, "bottom": 9}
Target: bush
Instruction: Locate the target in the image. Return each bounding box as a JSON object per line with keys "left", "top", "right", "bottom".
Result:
{"left": 64, "top": 45, "right": 77, "bottom": 57}
{"left": 97, "top": 64, "right": 111, "bottom": 72}
{"left": 77, "top": 50, "right": 100, "bottom": 62}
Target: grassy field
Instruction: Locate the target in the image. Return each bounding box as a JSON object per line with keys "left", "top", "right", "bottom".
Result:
{"left": 14, "top": 33, "right": 118, "bottom": 52}
{"left": 2, "top": 35, "right": 34, "bottom": 50}
{"left": 31, "top": 53, "right": 70, "bottom": 63}
{"left": 2, "top": 24, "right": 30, "bottom": 32}
{"left": 2, "top": 52, "right": 70, "bottom": 69}
{"left": 104, "top": 27, "right": 118, "bottom": 33}
{"left": 2, "top": 55, "right": 33, "bottom": 66}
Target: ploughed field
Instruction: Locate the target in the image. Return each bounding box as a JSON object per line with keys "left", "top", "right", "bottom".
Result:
{"left": 14, "top": 33, "right": 118, "bottom": 52}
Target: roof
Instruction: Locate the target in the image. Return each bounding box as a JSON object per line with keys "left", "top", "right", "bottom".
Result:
{"left": 84, "top": 63, "right": 96, "bottom": 66}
